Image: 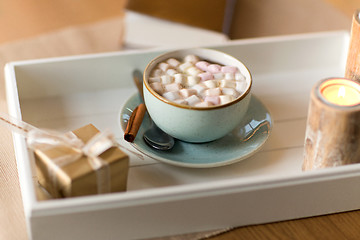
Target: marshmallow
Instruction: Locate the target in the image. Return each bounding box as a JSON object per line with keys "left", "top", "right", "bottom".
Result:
{"left": 149, "top": 76, "right": 161, "bottom": 83}
{"left": 186, "top": 76, "right": 200, "bottom": 87}
{"left": 158, "top": 62, "right": 171, "bottom": 72}
{"left": 184, "top": 54, "right": 200, "bottom": 63}
{"left": 213, "top": 72, "right": 224, "bottom": 80}
{"left": 219, "top": 80, "right": 236, "bottom": 88}
{"left": 179, "top": 89, "right": 197, "bottom": 98}
{"left": 167, "top": 58, "right": 181, "bottom": 68}
{"left": 151, "top": 68, "right": 163, "bottom": 77}
{"left": 163, "top": 91, "right": 180, "bottom": 101}
{"left": 186, "top": 66, "right": 202, "bottom": 76}
{"left": 221, "top": 66, "right": 238, "bottom": 73}
{"left": 235, "top": 72, "right": 246, "bottom": 81}
{"left": 198, "top": 72, "right": 213, "bottom": 81}
{"left": 178, "top": 62, "right": 193, "bottom": 72}
{"left": 186, "top": 95, "right": 201, "bottom": 106}
{"left": 204, "top": 96, "right": 220, "bottom": 105}
{"left": 222, "top": 88, "right": 240, "bottom": 98}
{"left": 204, "top": 87, "right": 222, "bottom": 97}
{"left": 174, "top": 73, "right": 186, "bottom": 86}
{"left": 195, "top": 61, "right": 210, "bottom": 71}
{"left": 203, "top": 80, "right": 218, "bottom": 88}
{"left": 164, "top": 83, "right": 182, "bottom": 92}
{"left": 192, "top": 84, "right": 207, "bottom": 95}
{"left": 207, "top": 64, "right": 222, "bottom": 73}
{"left": 150, "top": 82, "right": 163, "bottom": 94}
{"left": 166, "top": 69, "right": 178, "bottom": 76}
{"left": 224, "top": 72, "right": 235, "bottom": 80}
{"left": 236, "top": 81, "right": 248, "bottom": 93}
{"left": 161, "top": 75, "right": 174, "bottom": 84}
{"left": 174, "top": 99, "right": 188, "bottom": 105}
{"left": 219, "top": 95, "right": 234, "bottom": 104}
{"left": 195, "top": 101, "right": 214, "bottom": 107}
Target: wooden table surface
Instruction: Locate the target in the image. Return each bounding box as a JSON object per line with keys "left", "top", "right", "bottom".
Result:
{"left": 1, "top": 0, "right": 360, "bottom": 239}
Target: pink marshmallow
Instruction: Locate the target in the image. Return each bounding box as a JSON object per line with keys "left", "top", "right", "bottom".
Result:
{"left": 198, "top": 72, "right": 213, "bottom": 81}
{"left": 195, "top": 61, "right": 210, "bottom": 71}
{"left": 207, "top": 64, "right": 222, "bottom": 73}
{"left": 204, "top": 96, "right": 220, "bottom": 105}
{"left": 221, "top": 66, "right": 238, "bottom": 73}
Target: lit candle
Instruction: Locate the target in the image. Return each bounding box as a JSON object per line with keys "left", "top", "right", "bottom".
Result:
{"left": 303, "top": 77, "right": 360, "bottom": 171}
{"left": 320, "top": 78, "right": 360, "bottom": 106}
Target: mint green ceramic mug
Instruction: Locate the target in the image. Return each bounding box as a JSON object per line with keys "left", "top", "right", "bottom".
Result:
{"left": 143, "top": 48, "right": 252, "bottom": 143}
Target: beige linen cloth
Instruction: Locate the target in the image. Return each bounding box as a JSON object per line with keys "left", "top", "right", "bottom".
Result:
{"left": 0, "top": 16, "right": 230, "bottom": 240}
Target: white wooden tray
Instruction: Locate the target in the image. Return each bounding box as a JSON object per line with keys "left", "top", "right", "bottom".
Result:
{"left": 5, "top": 31, "right": 357, "bottom": 240}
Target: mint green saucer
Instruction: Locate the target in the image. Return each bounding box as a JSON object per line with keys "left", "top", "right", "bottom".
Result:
{"left": 120, "top": 94, "right": 272, "bottom": 168}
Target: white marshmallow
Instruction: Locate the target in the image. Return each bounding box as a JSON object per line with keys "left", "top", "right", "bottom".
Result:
{"left": 186, "top": 76, "right": 200, "bottom": 87}
{"left": 174, "top": 99, "right": 188, "bottom": 105}
{"left": 219, "top": 95, "right": 234, "bottom": 104}
{"left": 236, "top": 81, "right": 248, "bottom": 93}
{"left": 204, "top": 87, "right": 222, "bottom": 97}
{"left": 192, "top": 84, "right": 207, "bottom": 95}
{"left": 150, "top": 82, "right": 163, "bottom": 94}
{"left": 224, "top": 72, "right": 235, "bottom": 80}
{"left": 164, "top": 83, "right": 182, "bottom": 92}
{"left": 179, "top": 89, "right": 197, "bottom": 98}
{"left": 163, "top": 91, "right": 180, "bottom": 101}
{"left": 213, "top": 72, "right": 224, "bottom": 80}
{"left": 178, "top": 62, "right": 193, "bottom": 72}
{"left": 174, "top": 73, "right": 186, "bottom": 86}
{"left": 167, "top": 58, "right": 181, "bottom": 68}
{"left": 203, "top": 80, "right": 218, "bottom": 88}
{"left": 219, "top": 80, "right": 236, "bottom": 88}
{"left": 222, "top": 88, "right": 240, "bottom": 98}
{"left": 158, "top": 62, "right": 171, "bottom": 72}
{"left": 186, "top": 66, "right": 202, "bottom": 76}
{"left": 151, "top": 68, "right": 163, "bottom": 77}
{"left": 235, "top": 72, "right": 246, "bottom": 81}
{"left": 166, "top": 69, "right": 178, "bottom": 76}
{"left": 161, "top": 75, "right": 173, "bottom": 84}
{"left": 186, "top": 95, "right": 201, "bottom": 106}
{"left": 148, "top": 76, "right": 161, "bottom": 83}
{"left": 184, "top": 54, "right": 200, "bottom": 63}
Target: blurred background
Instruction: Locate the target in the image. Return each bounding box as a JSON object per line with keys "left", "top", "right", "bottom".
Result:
{"left": 0, "top": 0, "right": 352, "bottom": 45}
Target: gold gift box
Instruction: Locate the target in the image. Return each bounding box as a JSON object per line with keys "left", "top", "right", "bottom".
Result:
{"left": 34, "top": 124, "right": 129, "bottom": 198}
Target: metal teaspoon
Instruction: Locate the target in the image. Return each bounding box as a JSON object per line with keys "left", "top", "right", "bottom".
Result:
{"left": 132, "top": 70, "right": 175, "bottom": 150}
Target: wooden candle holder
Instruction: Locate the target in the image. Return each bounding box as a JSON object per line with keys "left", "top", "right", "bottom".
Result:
{"left": 345, "top": 9, "right": 360, "bottom": 81}
{"left": 303, "top": 78, "right": 360, "bottom": 171}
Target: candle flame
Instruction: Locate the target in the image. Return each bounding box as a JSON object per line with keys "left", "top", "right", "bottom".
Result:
{"left": 338, "top": 86, "right": 346, "bottom": 98}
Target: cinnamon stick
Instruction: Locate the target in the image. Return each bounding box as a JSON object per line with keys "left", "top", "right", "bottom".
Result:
{"left": 124, "top": 103, "right": 146, "bottom": 142}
